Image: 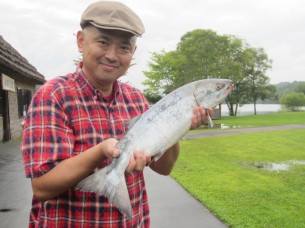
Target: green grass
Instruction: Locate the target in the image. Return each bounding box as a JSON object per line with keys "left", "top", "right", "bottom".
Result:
{"left": 171, "top": 111, "right": 305, "bottom": 227}
{"left": 216, "top": 111, "right": 305, "bottom": 128}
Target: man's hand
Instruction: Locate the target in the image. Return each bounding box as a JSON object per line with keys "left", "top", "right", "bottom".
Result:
{"left": 99, "top": 138, "right": 120, "bottom": 159}
{"left": 127, "top": 151, "right": 151, "bottom": 172}
{"left": 191, "top": 106, "right": 213, "bottom": 129}
{"left": 101, "top": 140, "right": 151, "bottom": 172}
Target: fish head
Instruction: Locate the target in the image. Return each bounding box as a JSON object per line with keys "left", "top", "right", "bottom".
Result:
{"left": 193, "top": 79, "right": 234, "bottom": 108}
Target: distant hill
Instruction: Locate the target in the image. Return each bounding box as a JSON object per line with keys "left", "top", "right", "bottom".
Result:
{"left": 274, "top": 81, "right": 305, "bottom": 97}
{"left": 258, "top": 81, "right": 305, "bottom": 104}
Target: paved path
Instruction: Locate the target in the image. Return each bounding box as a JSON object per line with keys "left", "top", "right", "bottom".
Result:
{"left": 1, "top": 124, "right": 304, "bottom": 227}
{"left": 183, "top": 124, "right": 305, "bottom": 139}
{"left": 144, "top": 169, "right": 226, "bottom": 228}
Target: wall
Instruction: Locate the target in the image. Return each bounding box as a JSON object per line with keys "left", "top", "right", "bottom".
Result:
{"left": 8, "top": 81, "right": 35, "bottom": 140}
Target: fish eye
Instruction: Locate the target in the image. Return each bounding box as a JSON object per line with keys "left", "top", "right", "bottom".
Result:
{"left": 216, "top": 84, "right": 223, "bottom": 90}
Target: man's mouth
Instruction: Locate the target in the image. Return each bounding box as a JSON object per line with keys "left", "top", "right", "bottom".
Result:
{"left": 97, "top": 58, "right": 120, "bottom": 69}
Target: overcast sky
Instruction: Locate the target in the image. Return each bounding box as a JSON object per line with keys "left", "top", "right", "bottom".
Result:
{"left": 1, "top": 0, "right": 304, "bottom": 90}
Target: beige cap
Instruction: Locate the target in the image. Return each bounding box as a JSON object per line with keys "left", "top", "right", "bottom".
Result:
{"left": 80, "top": 1, "right": 145, "bottom": 37}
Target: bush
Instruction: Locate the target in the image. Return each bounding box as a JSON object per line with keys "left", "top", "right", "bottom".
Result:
{"left": 280, "top": 92, "right": 305, "bottom": 111}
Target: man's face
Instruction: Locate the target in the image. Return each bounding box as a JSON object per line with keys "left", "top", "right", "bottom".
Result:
{"left": 77, "top": 26, "right": 137, "bottom": 87}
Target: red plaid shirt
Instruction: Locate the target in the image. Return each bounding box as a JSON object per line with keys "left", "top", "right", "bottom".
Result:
{"left": 22, "top": 63, "right": 150, "bottom": 227}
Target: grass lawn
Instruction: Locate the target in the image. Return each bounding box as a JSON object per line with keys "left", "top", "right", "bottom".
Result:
{"left": 189, "top": 111, "right": 305, "bottom": 133}
{"left": 215, "top": 111, "right": 305, "bottom": 128}
{"left": 171, "top": 112, "right": 305, "bottom": 227}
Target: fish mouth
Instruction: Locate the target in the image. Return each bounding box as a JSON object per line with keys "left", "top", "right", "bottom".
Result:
{"left": 225, "top": 84, "right": 234, "bottom": 95}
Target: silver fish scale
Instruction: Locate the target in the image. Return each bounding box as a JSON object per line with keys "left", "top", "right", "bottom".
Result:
{"left": 124, "top": 88, "right": 196, "bottom": 158}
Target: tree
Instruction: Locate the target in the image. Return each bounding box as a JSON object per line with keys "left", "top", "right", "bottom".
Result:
{"left": 143, "top": 29, "right": 274, "bottom": 116}
{"left": 143, "top": 90, "right": 163, "bottom": 104}
{"left": 295, "top": 82, "right": 305, "bottom": 94}
{"left": 143, "top": 50, "right": 185, "bottom": 96}
{"left": 241, "top": 47, "right": 274, "bottom": 115}
{"left": 144, "top": 30, "right": 244, "bottom": 96}
{"left": 280, "top": 92, "right": 305, "bottom": 111}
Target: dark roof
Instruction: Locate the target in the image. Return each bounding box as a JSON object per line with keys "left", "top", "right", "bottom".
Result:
{"left": 0, "top": 35, "right": 45, "bottom": 84}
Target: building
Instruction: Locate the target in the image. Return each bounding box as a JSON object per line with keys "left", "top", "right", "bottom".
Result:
{"left": 211, "top": 104, "right": 221, "bottom": 120}
{"left": 0, "top": 35, "right": 45, "bottom": 141}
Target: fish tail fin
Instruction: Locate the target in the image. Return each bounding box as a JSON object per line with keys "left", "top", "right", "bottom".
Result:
{"left": 75, "top": 168, "right": 133, "bottom": 219}
{"left": 105, "top": 170, "right": 133, "bottom": 218}
{"left": 75, "top": 167, "right": 108, "bottom": 194}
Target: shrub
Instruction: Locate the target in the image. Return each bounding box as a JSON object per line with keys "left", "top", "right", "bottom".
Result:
{"left": 280, "top": 92, "right": 305, "bottom": 111}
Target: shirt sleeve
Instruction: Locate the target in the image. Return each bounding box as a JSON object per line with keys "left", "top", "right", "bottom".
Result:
{"left": 21, "top": 87, "right": 74, "bottom": 178}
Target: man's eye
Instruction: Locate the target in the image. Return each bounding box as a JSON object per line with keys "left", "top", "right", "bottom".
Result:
{"left": 98, "top": 40, "right": 108, "bottom": 46}
{"left": 121, "top": 45, "right": 131, "bottom": 52}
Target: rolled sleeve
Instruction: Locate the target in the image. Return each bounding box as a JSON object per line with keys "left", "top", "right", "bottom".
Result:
{"left": 22, "top": 88, "right": 74, "bottom": 178}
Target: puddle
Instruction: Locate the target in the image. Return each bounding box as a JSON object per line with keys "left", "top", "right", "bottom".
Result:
{"left": 207, "top": 124, "right": 240, "bottom": 129}
{"left": 240, "top": 160, "right": 305, "bottom": 171}
{"left": 220, "top": 124, "right": 241, "bottom": 129}
{"left": 290, "top": 160, "right": 305, "bottom": 165}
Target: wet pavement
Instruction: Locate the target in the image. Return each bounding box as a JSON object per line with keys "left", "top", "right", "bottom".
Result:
{"left": 0, "top": 141, "right": 32, "bottom": 228}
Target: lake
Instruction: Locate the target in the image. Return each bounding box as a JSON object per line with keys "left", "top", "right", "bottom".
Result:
{"left": 221, "top": 104, "right": 282, "bottom": 116}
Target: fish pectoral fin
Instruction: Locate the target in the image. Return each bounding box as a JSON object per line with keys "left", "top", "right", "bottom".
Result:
{"left": 205, "top": 109, "right": 215, "bottom": 128}
{"left": 124, "top": 114, "right": 142, "bottom": 129}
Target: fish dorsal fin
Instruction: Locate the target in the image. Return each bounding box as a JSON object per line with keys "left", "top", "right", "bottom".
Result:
{"left": 124, "top": 114, "right": 142, "bottom": 129}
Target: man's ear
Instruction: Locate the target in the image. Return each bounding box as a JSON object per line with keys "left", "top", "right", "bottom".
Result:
{"left": 76, "top": 30, "right": 84, "bottom": 53}
{"left": 133, "top": 45, "right": 137, "bottom": 54}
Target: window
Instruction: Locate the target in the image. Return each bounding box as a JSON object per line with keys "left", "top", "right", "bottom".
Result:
{"left": 17, "top": 88, "right": 32, "bottom": 117}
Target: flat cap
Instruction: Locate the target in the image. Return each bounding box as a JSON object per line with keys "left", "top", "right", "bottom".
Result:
{"left": 80, "top": 1, "right": 145, "bottom": 36}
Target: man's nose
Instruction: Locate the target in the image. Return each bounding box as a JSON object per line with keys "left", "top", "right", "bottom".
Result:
{"left": 105, "top": 45, "right": 118, "bottom": 62}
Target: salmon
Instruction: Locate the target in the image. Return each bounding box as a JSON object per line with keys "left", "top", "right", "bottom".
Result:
{"left": 76, "top": 79, "right": 234, "bottom": 218}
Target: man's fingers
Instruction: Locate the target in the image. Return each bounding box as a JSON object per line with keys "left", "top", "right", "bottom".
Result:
{"left": 191, "top": 107, "right": 204, "bottom": 129}
{"left": 126, "top": 154, "right": 136, "bottom": 173}
{"left": 111, "top": 148, "right": 120, "bottom": 158}
{"left": 127, "top": 151, "right": 150, "bottom": 172}
{"left": 134, "top": 151, "right": 147, "bottom": 170}
{"left": 191, "top": 107, "right": 214, "bottom": 129}
{"left": 145, "top": 154, "right": 152, "bottom": 166}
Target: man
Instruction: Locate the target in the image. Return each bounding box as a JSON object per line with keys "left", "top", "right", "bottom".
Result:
{"left": 22, "top": 1, "right": 209, "bottom": 227}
